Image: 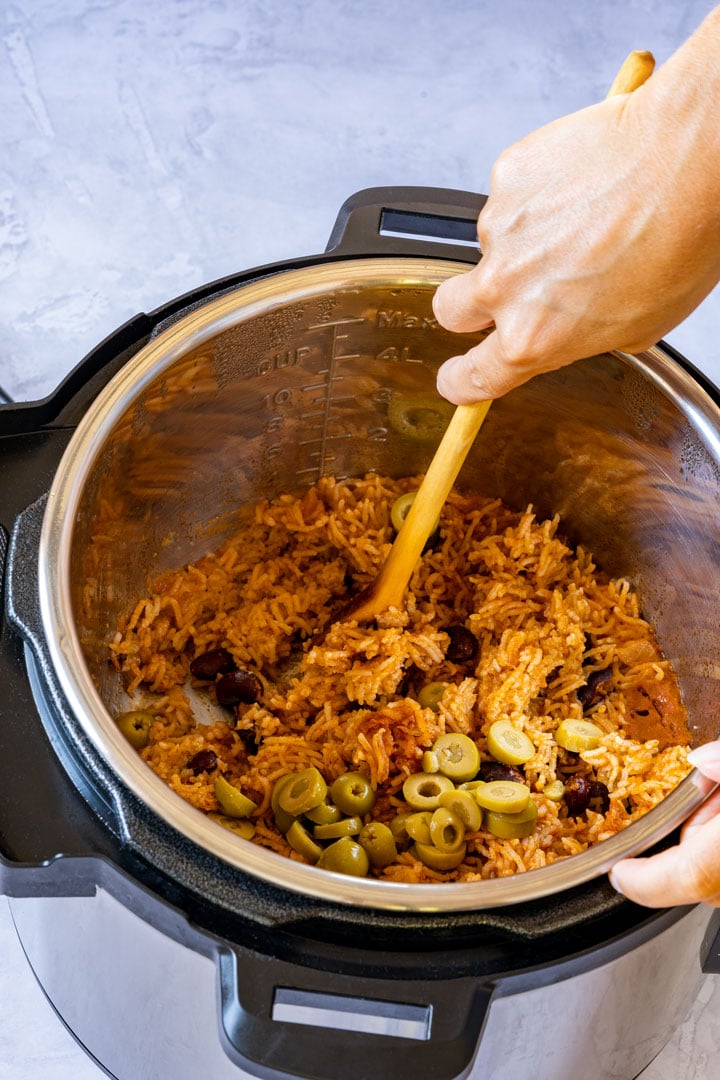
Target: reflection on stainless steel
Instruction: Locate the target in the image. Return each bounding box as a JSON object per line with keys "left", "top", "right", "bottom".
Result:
{"left": 38, "top": 257, "right": 720, "bottom": 911}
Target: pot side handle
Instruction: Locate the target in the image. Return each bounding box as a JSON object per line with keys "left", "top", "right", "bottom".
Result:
{"left": 326, "top": 185, "right": 486, "bottom": 262}
{"left": 217, "top": 941, "right": 492, "bottom": 1080}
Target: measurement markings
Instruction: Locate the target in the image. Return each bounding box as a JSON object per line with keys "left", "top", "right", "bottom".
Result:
{"left": 301, "top": 317, "right": 366, "bottom": 475}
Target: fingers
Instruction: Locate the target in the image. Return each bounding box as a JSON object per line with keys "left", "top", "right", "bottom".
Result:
{"left": 687, "top": 739, "right": 720, "bottom": 781}
{"left": 608, "top": 740, "right": 720, "bottom": 908}
{"left": 435, "top": 331, "right": 537, "bottom": 404}
{"left": 610, "top": 811, "right": 720, "bottom": 908}
{"left": 682, "top": 788, "right": 720, "bottom": 837}
{"left": 433, "top": 265, "right": 494, "bottom": 335}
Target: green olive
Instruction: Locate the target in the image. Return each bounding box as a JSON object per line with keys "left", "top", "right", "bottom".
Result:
{"left": 388, "top": 393, "right": 454, "bottom": 443}
{"left": 484, "top": 800, "right": 538, "bottom": 839}
{"left": 404, "top": 811, "right": 433, "bottom": 845}
{"left": 391, "top": 491, "right": 416, "bottom": 532}
{"left": 543, "top": 780, "right": 566, "bottom": 801}
{"left": 317, "top": 837, "right": 370, "bottom": 877}
{"left": 390, "top": 491, "right": 440, "bottom": 535}
{"left": 389, "top": 812, "right": 414, "bottom": 840}
{"left": 429, "top": 807, "right": 466, "bottom": 853}
{"left": 418, "top": 682, "right": 448, "bottom": 712}
{"left": 329, "top": 772, "right": 375, "bottom": 816}
{"left": 555, "top": 718, "right": 604, "bottom": 752}
{"left": 474, "top": 780, "right": 531, "bottom": 814}
{"left": 422, "top": 750, "right": 440, "bottom": 774}
{"left": 438, "top": 788, "right": 482, "bottom": 832}
{"left": 271, "top": 775, "right": 297, "bottom": 834}
{"left": 208, "top": 813, "right": 256, "bottom": 840}
{"left": 117, "top": 710, "right": 154, "bottom": 749}
{"left": 286, "top": 820, "right": 323, "bottom": 863}
{"left": 413, "top": 841, "right": 467, "bottom": 871}
{"left": 432, "top": 732, "right": 481, "bottom": 782}
{"left": 305, "top": 800, "right": 343, "bottom": 825}
{"left": 278, "top": 767, "right": 328, "bottom": 816}
{"left": 402, "top": 772, "right": 455, "bottom": 810}
{"left": 214, "top": 775, "right": 257, "bottom": 818}
{"left": 486, "top": 720, "right": 536, "bottom": 766}
{"left": 458, "top": 780, "right": 487, "bottom": 793}
{"left": 358, "top": 822, "right": 398, "bottom": 868}
{"left": 313, "top": 816, "right": 363, "bottom": 840}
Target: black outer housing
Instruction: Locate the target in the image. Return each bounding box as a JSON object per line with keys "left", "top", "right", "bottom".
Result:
{"left": 1, "top": 187, "right": 718, "bottom": 1080}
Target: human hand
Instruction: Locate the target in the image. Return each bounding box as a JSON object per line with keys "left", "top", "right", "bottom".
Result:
{"left": 433, "top": 11, "right": 720, "bottom": 404}
{"left": 610, "top": 742, "right": 720, "bottom": 907}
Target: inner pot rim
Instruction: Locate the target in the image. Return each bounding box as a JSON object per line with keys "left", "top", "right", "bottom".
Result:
{"left": 37, "top": 256, "right": 717, "bottom": 913}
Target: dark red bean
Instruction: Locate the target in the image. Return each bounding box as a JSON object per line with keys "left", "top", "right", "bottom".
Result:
{"left": 588, "top": 780, "right": 610, "bottom": 815}
{"left": 478, "top": 761, "right": 525, "bottom": 784}
{"left": 577, "top": 667, "right": 613, "bottom": 711}
{"left": 564, "top": 775, "right": 591, "bottom": 816}
{"left": 187, "top": 749, "right": 218, "bottom": 775}
{"left": 190, "top": 648, "right": 236, "bottom": 680}
{"left": 237, "top": 729, "right": 260, "bottom": 755}
{"left": 445, "top": 625, "right": 479, "bottom": 664}
{"left": 216, "top": 670, "right": 262, "bottom": 706}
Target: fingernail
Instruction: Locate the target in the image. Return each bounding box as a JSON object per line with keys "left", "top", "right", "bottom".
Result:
{"left": 436, "top": 356, "right": 462, "bottom": 392}
{"left": 687, "top": 741, "right": 720, "bottom": 770}
{"left": 608, "top": 868, "right": 625, "bottom": 895}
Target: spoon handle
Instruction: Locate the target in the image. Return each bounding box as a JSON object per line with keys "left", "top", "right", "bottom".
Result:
{"left": 347, "top": 49, "right": 654, "bottom": 625}
{"left": 348, "top": 400, "right": 491, "bottom": 621}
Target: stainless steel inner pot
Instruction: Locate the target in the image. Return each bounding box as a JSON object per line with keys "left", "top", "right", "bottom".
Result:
{"left": 38, "top": 256, "right": 720, "bottom": 911}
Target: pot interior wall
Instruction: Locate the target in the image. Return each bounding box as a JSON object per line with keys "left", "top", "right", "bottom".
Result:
{"left": 70, "top": 262, "right": 720, "bottom": 746}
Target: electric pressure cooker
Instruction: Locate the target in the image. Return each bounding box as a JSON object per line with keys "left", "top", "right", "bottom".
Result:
{"left": 2, "top": 187, "right": 720, "bottom": 1080}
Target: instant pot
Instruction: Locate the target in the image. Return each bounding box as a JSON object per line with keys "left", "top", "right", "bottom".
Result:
{"left": 2, "top": 187, "right": 720, "bottom": 1080}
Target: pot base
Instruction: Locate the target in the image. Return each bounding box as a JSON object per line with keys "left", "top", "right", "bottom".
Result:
{"left": 8, "top": 891, "right": 709, "bottom": 1080}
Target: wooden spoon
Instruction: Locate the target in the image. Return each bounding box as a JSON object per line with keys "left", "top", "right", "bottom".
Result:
{"left": 344, "top": 50, "right": 654, "bottom": 626}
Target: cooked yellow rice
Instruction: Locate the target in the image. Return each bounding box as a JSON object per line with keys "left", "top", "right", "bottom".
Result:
{"left": 110, "top": 473, "right": 691, "bottom": 882}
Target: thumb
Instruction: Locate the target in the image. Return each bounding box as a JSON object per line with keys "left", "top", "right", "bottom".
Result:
{"left": 610, "top": 812, "right": 720, "bottom": 907}
{"left": 436, "top": 331, "right": 530, "bottom": 405}
{"left": 686, "top": 739, "right": 720, "bottom": 782}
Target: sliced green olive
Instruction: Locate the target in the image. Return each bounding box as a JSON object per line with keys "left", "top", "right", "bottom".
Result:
{"left": 313, "top": 816, "right": 363, "bottom": 840}
{"left": 214, "top": 774, "right": 257, "bottom": 818}
{"left": 543, "top": 780, "right": 566, "bottom": 801}
{"left": 329, "top": 772, "right": 375, "bottom": 816}
{"left": 391, "top": 491, "right": 416, "bottom": 532}
{"left": 404, "top": 811, "right": 433, "bottom": 845}
{"left": 555, "top": 718, "right": 604, "bottom": 752}
{"left": 484, "top": 799, "right": 538, "bottom": 839}
{"left": 208, "top": 813, "right": 256, "bottom": 840}
{"left": 271, "top": 775, "right": 297, "bottom": 834}
{"left": 422, "top": 750, "right": 440, "bottom": 774}
{"left": 317, "top": 837, "right": 370, "bottom": 877}
{"left": 286, "top": 819, "right": 323, "bottom": 863}
{"left": 418, "top": 682, "right": 448, "bottom": 712}
{"left": 390, "top": 491, "right": 440, "bottom": 535}
{"left": 438, "top": 788, "right": 482, "bottom": 832}
{"left": 402, "top": 772, "right": 455, "bottom": 810}
{"left": 388, "top": 393, "right": 454, "bottom": 443}
{"left": 429, "top": 807, "right": 466, "bottom": 853}
{"left": 389, "top": 812, "right": 414, "bottom": 840}
{"left": 278, "top": 767, "right": 328, "bottom": 816}
{"left": 432, "top": 732, "right": 480, "bottom": 782}
{"left": 358, "top": 822, "right": 398, "bottom": 868}
{"left": 413, "top": 841, "right": 467, "bottom": 871}
{"left": 458, "top": 779, "right": 487, "bottom": 793}
{"left": 486, "top": 720, "right": 536, "bottom": 766}
{"left": 474, "top": 780, "right": 531, "bottom": 814}
{"left": 117, "top": 710, "right": 154, "bottom": 749}
{"left": 305, "top": 800, "right": 343, "bottom": 825}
